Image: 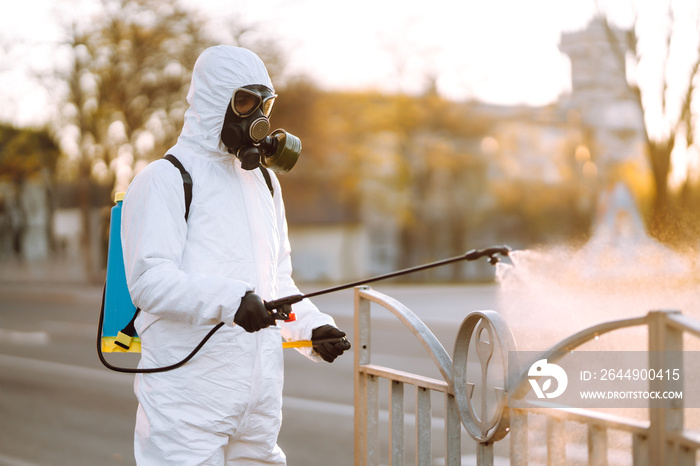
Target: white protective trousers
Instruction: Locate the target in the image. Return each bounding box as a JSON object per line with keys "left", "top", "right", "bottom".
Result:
{"left": 121, "top": 46, "right": 335, "bottom": 465}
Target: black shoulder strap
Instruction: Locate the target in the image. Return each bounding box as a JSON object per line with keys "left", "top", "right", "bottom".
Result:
{"left": 164, "top": 154, "right": 193, "bottom": 221}
{"left": 164, "top": 155, "right": 271, "bottom": 210}
{"left": 259, "top": 166, "right": 274, "bottom": 197}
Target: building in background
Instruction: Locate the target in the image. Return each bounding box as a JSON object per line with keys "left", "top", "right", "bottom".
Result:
{"left": 284, "top": 16, "right": 647, "bottom": 282}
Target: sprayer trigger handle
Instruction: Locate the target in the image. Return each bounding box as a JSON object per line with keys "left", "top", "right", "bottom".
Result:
{"left": 265, "top": 300, "right": 299, "bottom": 322}
{"left": 264, "top": 294, "right": 305, "bottom": 313}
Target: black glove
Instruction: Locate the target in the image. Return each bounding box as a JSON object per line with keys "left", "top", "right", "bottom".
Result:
{"left": 234, "top": 292, "right": 276, "bottom": 333}
{"left": 311, "top": 325, "right": 351, "bottom": 363}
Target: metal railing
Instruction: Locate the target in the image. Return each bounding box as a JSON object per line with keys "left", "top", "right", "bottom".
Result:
{"left": 353, "top": 285, "right": 516, "bottom": 465}
{"left": 352, "top": 286, "right": 700, "bottom": 466}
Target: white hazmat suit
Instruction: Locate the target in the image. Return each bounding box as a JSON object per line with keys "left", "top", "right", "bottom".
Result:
{"left": 121, "top": 46, "right": 336, "bottom": 465}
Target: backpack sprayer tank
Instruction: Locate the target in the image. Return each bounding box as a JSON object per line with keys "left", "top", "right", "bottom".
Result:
{"left": 101, "top": 192, "right": 141, "bottom": 353}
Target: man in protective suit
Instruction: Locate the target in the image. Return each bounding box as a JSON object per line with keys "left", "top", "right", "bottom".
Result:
{"left": 121, "top": 45, "right": 351, "bottom": 464}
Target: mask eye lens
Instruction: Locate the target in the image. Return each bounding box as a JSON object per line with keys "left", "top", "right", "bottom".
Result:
{"left": 233, "top": 90, "right": 261, "bottom": 117}
{"left": 262, "top": 97, "right": 276, "bottom": 117}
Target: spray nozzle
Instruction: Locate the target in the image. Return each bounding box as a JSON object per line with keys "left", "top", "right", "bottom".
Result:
{"left": 464, "top": 245, "right": 511, "bottom": 265}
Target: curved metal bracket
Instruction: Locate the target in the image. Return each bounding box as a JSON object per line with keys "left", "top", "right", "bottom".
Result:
{"left": 453, "top": 311, "right": 517, "bottom": 442}
{"left": 357, "top": 287, "right": 453, "bottom": 384}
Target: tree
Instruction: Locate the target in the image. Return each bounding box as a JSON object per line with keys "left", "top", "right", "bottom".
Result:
{"left": 0, "top": 124, "right": 61, "bottom": 258}
{"left": 0, "top": 125, "right": 60, "bottom": 182}
{"left": 55, "top": 0, "right": 217, "bottom": 279}
{"left": 599, "top": 1, "right": 700, "bottom": 243}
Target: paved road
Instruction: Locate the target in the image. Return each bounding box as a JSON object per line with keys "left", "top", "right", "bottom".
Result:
{"left": 0, "top": 281, "right": 508, "bottom": 465}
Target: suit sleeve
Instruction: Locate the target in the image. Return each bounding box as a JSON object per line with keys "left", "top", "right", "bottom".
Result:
{"left": 121, "top": 160, "right": 253, "bottom": 328}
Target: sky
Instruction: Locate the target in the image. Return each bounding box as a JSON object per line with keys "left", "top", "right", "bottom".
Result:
{"left": 0, "top": 0, "right": 606, "bottom": 127}
{"left": 206, "top": 0, "right": 599, "bottom": 101}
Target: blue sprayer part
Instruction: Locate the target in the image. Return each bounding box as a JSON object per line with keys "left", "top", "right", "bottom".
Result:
{"left": 102, "top": 192, "right": 140, "bottom": 352}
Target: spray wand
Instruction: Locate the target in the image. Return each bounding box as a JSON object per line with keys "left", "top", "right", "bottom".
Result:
{"left": 268, "top": 245, "right": 511, "bottom": 323}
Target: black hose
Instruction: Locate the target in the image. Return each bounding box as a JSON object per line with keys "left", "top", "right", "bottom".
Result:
{"left": 96, "top": 284, "right": 224, "bottom": 374}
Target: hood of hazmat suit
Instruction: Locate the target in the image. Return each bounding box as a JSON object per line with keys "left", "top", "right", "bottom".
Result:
{"left": 121, "top": 45, "right": 335, "bottom": 465}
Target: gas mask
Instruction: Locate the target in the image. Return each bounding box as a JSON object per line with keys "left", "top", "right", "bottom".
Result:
{"left": 220, "top": 85, "right": 301, "bottom": 174}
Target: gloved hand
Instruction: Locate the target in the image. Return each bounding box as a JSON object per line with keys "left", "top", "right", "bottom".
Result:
{"left": 234, "top": 292, "right": 276, "bottom": 333}
{"left": 311, "top": 325, "right": 351, "bottom": 363}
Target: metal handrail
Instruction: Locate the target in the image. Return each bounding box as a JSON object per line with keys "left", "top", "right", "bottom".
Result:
{"left": 357, "top": 286, "right": 454, "bottom": 387}
{"left": 510, "top": 314, "right": 650, "bottom": 399}
{"left": 666, "top": 312, "right": 700, "bottom": 338}
{"left": 512, "top": 406, "right": 649, "bottom": 434}
{"left": 359, "top": 363, "right": 449, "bottom": 392}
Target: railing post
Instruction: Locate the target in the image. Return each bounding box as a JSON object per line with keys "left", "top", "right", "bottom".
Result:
{"left": 416, "top": 386, "right": 432, "bottom": 465}
{"left": 477, "top": 442, "right": 494, "bottom": 465}
{"left": 445, "top": 392, "right": 461, "bottom": 466}
{"left": 366, "top": 374, "right": 379, "bottom": 465}
{"left": 587, "top": 424, "right": 607, "bottom": 466}
{"left": 510, "top": 410, "right": 528, "bottom": 466}
{"left": 354, "top": 286, "right": 372, "bottom": 466}
{"left": 678, "top": 445, "right": 696, "bottom": 466}
{"left": 389, "top": 380, "right": 404, "bottom": 465}
{"left": 632, "top": 433, "right": 649, "bottom": 466}
{"left": 547, "top": 417, "right": 566, "bottom": 465}
{"left": 647, "top": 310, "right": 683, "bottom": 466}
